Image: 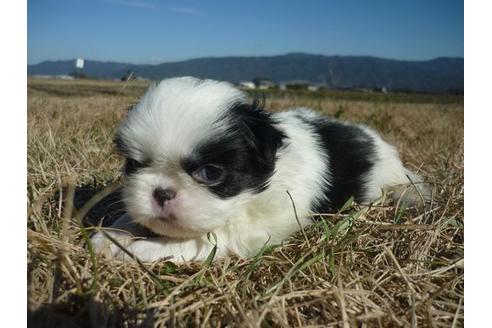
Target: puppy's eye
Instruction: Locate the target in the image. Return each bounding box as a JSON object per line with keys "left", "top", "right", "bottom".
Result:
{"left": 192, "top": 165, "right": 225, "bottom": 185}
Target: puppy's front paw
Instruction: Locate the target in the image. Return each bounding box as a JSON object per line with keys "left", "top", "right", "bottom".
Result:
{"left": 89, "top": 229, "right": 136, "bottom": 258}
{"left": 116, "top": 239, "right": 172, "bottom": 262}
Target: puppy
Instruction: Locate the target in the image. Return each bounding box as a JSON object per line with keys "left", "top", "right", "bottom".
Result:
{"left": 90, "top": 77, "right": 430, "bottom": 262}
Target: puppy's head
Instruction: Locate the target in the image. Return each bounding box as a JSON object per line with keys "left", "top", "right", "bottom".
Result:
{"left": 115, "top": 77, "right": 285, "bottom": 238}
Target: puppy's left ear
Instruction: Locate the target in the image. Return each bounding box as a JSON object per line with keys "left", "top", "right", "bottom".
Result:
{"left": 234, "top": 99, "right": 285, "bottom": 166}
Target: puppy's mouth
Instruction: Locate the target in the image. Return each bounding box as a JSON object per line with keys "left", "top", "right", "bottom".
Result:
{"left": 154, "top": 213, "right": 178, "bottom": 222}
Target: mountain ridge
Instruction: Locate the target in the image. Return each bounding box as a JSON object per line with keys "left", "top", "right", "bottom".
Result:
{"left": 28, "top": 53, "right": 464, "bottom": 93}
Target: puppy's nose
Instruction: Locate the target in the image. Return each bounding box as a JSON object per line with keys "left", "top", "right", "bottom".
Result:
{"left": 152, "top": 187, "right": 176, "bottom": 207}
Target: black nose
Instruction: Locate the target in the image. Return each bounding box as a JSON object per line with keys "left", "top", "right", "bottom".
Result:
{"left": 152, "top": 188, "right": 176, "bottom": 207}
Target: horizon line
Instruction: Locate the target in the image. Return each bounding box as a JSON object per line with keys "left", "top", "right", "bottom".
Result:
{"left": 27, "top": 52, "right": 464, "bottom": 66}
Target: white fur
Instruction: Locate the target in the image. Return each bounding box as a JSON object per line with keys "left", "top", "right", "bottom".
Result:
{"left": 118, "top": 77, "right": 244, "bottom": 162}
{"left": 360, "top": 126, "right": 429, "bottom": 204}
{"left": 91, "top": 77, "right": 428, "bottom": 263}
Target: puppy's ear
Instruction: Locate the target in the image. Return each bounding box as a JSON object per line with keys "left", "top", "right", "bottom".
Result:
{"left": 232, "top": 98, "right": 285, "bottom": 166}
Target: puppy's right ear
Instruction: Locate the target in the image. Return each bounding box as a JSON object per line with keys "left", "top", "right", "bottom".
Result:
{"left": 231, "top": 98, "right": 286, "bottom": 167}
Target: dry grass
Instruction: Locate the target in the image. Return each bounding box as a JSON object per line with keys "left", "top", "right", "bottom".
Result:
{"left": 27, "top": 78, "right": 464, "bottom": 327}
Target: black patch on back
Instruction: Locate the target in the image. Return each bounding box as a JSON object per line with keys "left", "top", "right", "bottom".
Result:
{"left": 182, "top": 98, "right": 286, "bottom": 198}
{"left": 298, "top": 114, "right": 376, "bottom": 212}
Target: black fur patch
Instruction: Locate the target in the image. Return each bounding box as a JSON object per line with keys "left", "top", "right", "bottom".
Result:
{"left": 113, "top": 132, "right": 150, "bottom": 176}
{"left": 182, "top": 99, "right": 286, "bottom": 198}
{"left": 113, "top": 132, "right": 129, "bottom": 156}
{"left": 298, "top": 114, "right": 376, "bottom": 212}
{"left": 123, "top": 158, "right": 150, "bottom": 176}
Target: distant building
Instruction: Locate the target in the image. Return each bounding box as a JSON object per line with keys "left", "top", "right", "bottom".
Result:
{"left": 279, "top": 81, "right": 330, "bottom": 92}
{"left": 57, "top": 75, "right": 75, "bottom": 80}
{"left": 354, "top": 88, "right": 373, "bottom": 93}
{"left": 280, "top": 80, "right": 311, "bottom": 90}
{"left": 239, "top": 81, "right": 255, "bottom": 89}
{"left": 253, "top": 78, "right": 275, "bottom": 89}
{"left": 312, "top": 83, "right": 329, "bottom": 92}
{"left": 308, "top": 84, "right": 329, "bottom": 92}
{"left": 31, "top": 75, "right": 74, "bottom": 80}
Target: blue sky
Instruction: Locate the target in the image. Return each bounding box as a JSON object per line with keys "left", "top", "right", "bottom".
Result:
{"left": 27, "top": 0, "right": 464, "bottom": 65}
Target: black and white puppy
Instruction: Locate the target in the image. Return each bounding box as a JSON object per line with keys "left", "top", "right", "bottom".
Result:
{"left": 91, "top": 77, "right": 429, "bottom": 262}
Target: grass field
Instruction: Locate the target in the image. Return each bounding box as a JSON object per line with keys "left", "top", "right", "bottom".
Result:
{"left": 27, "top": 78, "right": 464, "bottom": 327}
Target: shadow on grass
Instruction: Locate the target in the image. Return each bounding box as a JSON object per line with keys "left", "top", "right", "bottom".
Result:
{"left": 71, "top": 182, "right": 157, "bottom": 237}
{"left": 27, "top": 295, "right": 156, "bottom": 328}
{"left": 28, "top": 183, "right": 160, "bottom": 327}
{"left": 71, "top": 182, "right": 126, "bottom": 228}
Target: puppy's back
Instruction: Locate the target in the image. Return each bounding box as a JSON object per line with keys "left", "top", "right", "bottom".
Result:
{"left": 276, "top": 109, "right": 430, "bottom": 212}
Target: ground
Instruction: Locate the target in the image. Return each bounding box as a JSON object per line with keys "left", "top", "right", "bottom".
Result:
{"left": 27, "top": 78, "right": 464, "bottom": 327}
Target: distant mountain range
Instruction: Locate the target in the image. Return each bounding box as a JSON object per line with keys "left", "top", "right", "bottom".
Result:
{"left": 27, "top": 53, "right": 464, "bottom": 93}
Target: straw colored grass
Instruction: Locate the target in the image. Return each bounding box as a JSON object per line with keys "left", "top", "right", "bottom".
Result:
{"left": 27, "top": 78, "right": 463, "bottom": 327}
